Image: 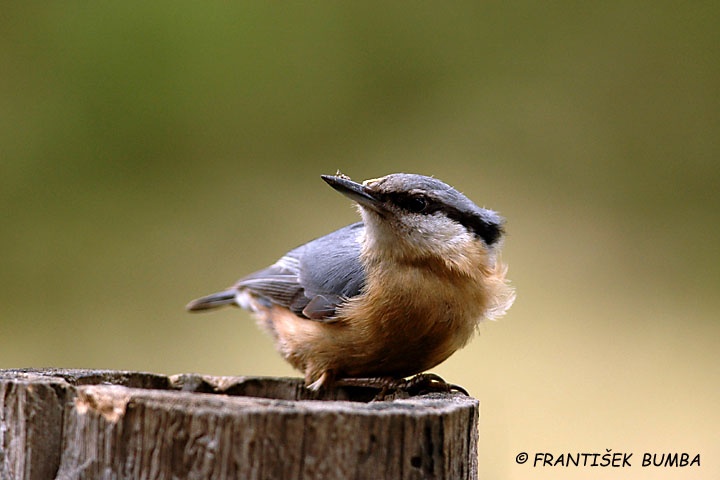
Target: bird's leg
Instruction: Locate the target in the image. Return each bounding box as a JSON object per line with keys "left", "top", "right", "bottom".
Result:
{"left": 333, "top": 376, "right": 396, "bottom": 399}
{"left": 306, "top": 370, "right": 335, "bottom": 391}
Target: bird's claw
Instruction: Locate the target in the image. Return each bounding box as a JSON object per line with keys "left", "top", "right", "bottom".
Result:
{"left": 335, "top": 373, "right": 469, "bottom": 401}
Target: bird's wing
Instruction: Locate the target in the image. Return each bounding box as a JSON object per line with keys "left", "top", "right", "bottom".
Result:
{"left": 236, "top": 222, "right": 366, "bottom": 321}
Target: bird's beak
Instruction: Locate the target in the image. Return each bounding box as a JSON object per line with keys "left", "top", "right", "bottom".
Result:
{"left": 321, "top": 174, "right": 383, "bottom": 211}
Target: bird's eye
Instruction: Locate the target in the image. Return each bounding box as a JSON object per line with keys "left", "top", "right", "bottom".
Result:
{"left": 398, "top": 196, "right": 428, "bottom": 213}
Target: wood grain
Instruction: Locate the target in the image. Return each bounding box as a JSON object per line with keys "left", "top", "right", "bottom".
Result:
{"left": 0, "top": 369, "right": 478, "bottom": 480}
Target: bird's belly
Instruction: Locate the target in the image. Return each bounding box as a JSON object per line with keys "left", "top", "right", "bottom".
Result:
{"left": 263, "top": 269, "right": 487, "bottom": 381}
{"left": 335, "top": 302, "right": 479, "bottom": 379}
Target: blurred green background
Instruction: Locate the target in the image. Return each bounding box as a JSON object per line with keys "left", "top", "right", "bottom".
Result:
{"left": 2, "top": 2, "right": 718, "bottom": 479}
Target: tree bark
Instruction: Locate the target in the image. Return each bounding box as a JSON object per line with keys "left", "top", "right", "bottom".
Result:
{"left": 0, "top": 369, "right": 478, "bottom": 480}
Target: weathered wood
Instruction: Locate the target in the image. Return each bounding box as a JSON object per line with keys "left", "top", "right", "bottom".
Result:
{"left": 0, "top": 369, "right": 478, "bottom": 480}
{"left": 0, "top": 372, "right": 69, "bottom": 480}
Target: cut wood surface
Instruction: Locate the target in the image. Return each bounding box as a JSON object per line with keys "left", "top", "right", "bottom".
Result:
{"left": 0, "top": 369, "right": 479, "bottom": 480}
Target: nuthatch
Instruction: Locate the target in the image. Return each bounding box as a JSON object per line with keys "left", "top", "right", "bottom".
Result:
{"left": 187, "top": 173, "right": 515, "bottom": 392}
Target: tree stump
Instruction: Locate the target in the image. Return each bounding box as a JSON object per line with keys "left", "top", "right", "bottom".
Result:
{"left": 0, "top": 369, "right": 478, "bottom": 480}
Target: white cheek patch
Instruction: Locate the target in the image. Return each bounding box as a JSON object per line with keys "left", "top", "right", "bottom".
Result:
{"left": 406, "top": 213, "right": 471, "bottom": 250}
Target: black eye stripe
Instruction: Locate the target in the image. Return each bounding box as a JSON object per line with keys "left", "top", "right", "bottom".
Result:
{"left": 442, "top": 206, "right": 503, "bottom": 245}
{"left": 384, "top": 192, "right": 430, "bottom": 213}
{"left": 397, "top": 196, "right": 428, "bottom": 213}
{"left": 384, "top": 192, "right": 502, "bottom": 245}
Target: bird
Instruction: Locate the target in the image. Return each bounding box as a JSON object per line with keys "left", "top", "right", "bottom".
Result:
{"left": 186, "top": 172, "right": 515, "bottom": 393}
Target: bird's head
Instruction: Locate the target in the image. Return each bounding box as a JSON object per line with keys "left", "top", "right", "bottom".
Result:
{"left": 322, "top": 173, "right": 505, "bottom": 272}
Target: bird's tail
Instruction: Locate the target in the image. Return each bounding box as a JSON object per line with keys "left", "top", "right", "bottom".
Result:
{"left": 186, "top": 289, "right": 237, "bottom": 312}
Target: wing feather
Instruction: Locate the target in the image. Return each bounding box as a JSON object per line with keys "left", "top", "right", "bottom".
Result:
{"left": 235, "top": 222, "right": 366, "bottom": 321}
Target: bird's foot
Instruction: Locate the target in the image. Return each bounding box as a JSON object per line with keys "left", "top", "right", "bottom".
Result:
{"left": 401, "top": 373, "right": 470, "bottom": 396}
{"left": 335, "top": 373, "right": 468, "bottom": 401}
